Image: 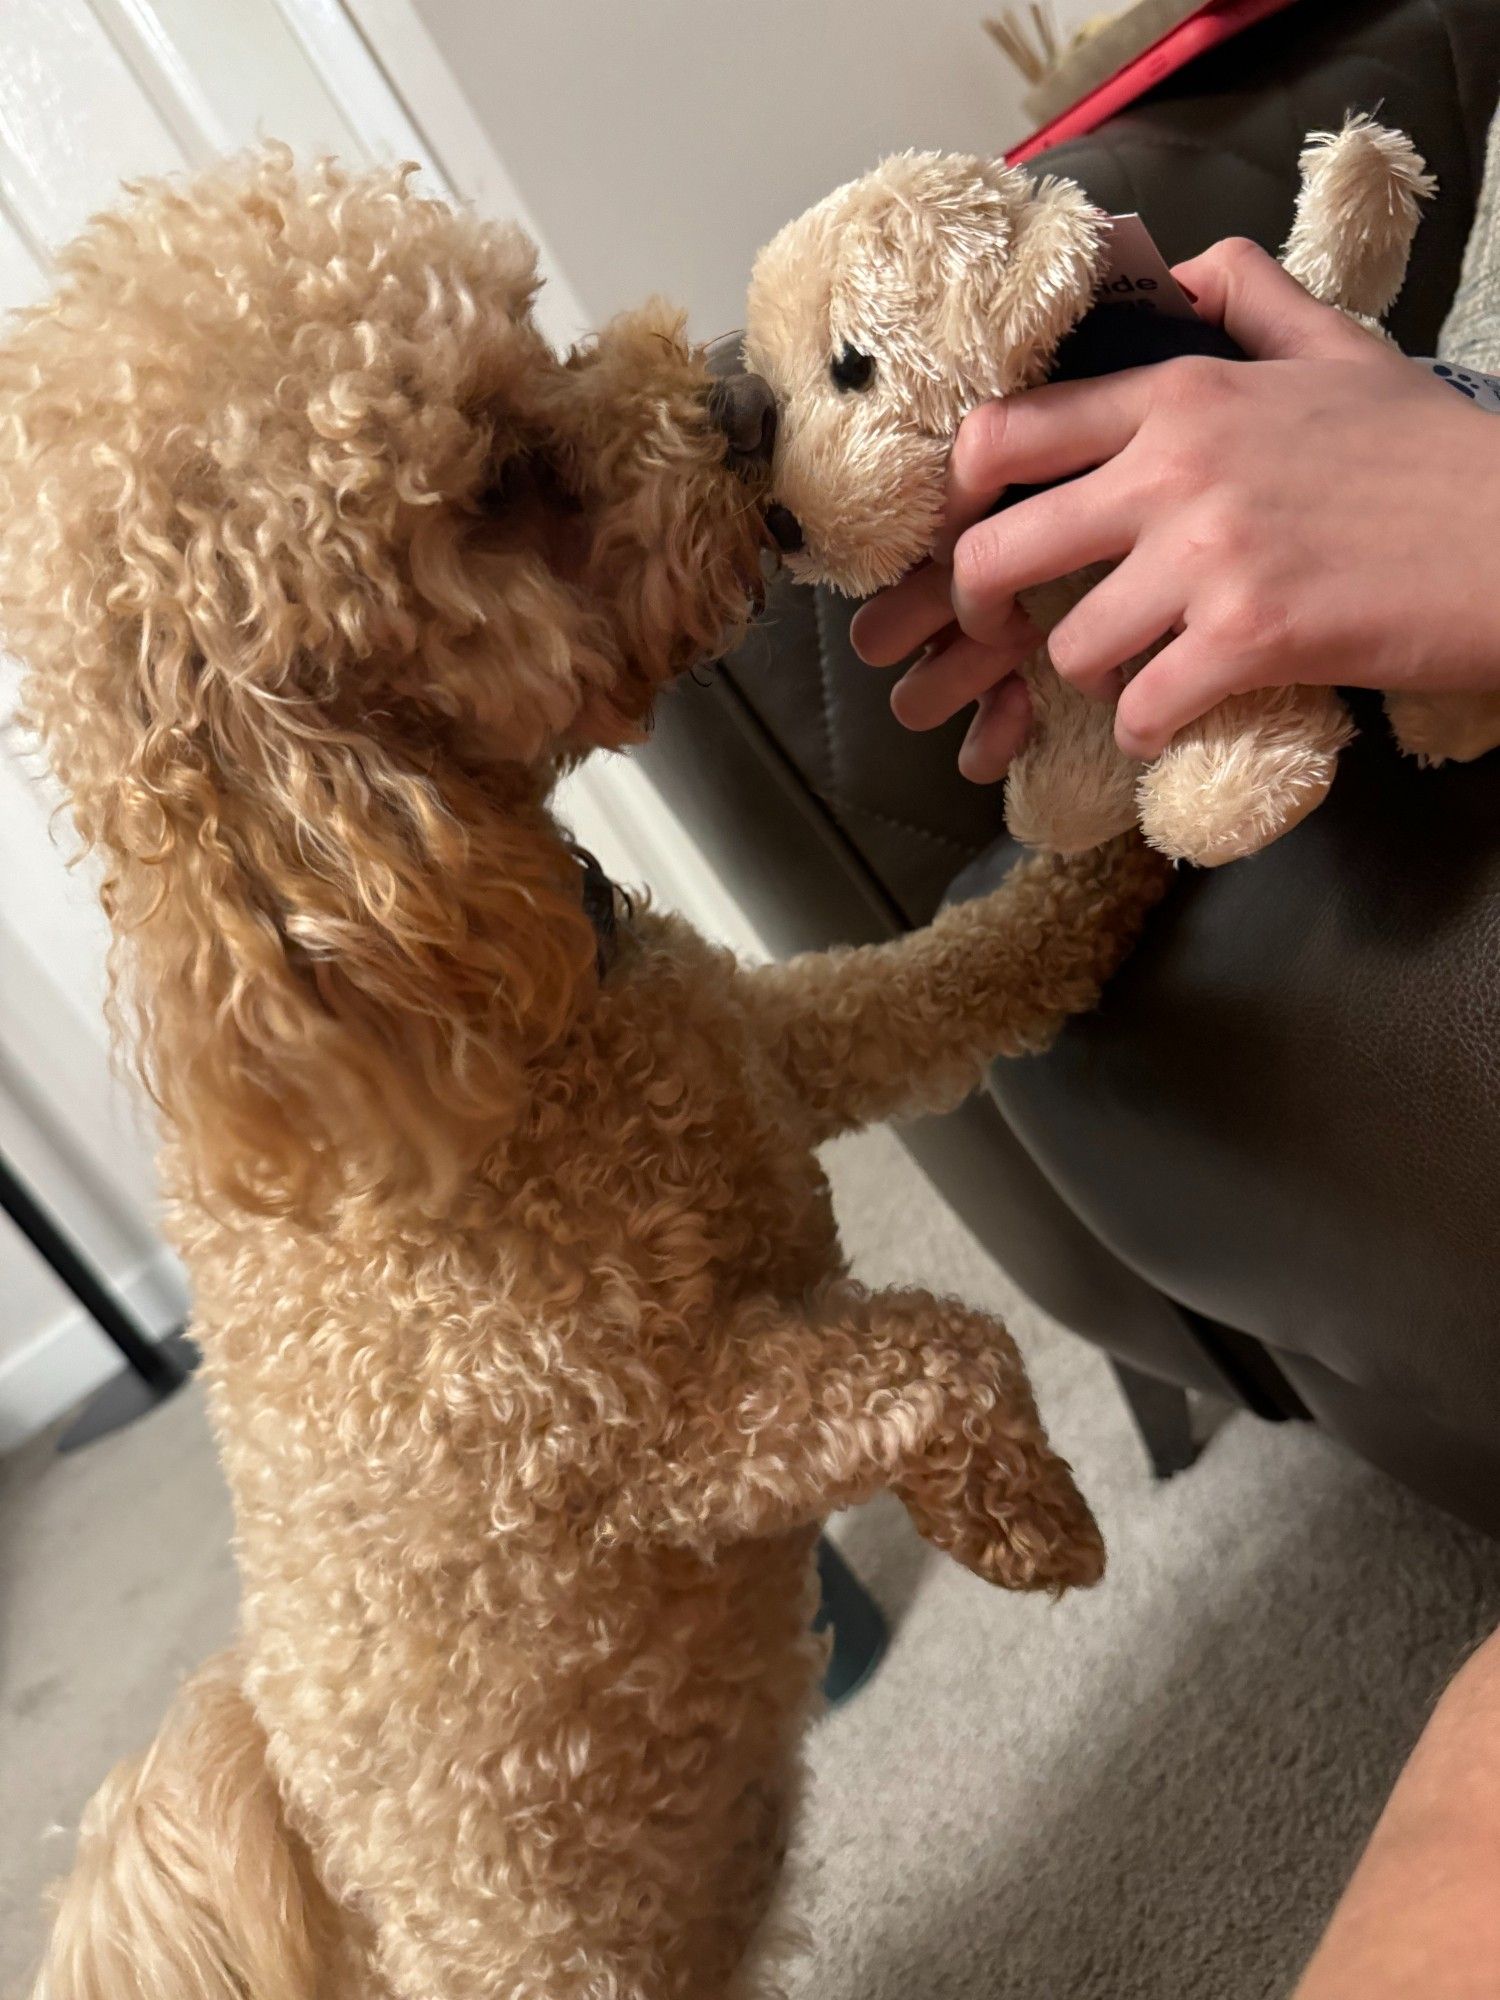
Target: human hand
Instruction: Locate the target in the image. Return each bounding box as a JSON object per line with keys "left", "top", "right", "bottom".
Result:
{"left": 851, "top": 237, "right": 1500, "bottom": 780}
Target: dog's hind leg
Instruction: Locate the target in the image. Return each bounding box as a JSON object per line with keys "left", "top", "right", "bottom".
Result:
{"left": 29, "top": 1653, "right": 346, "bottom": 2000}
{"left": 744, "top": 833, "right": 1169, "bottom": 1144}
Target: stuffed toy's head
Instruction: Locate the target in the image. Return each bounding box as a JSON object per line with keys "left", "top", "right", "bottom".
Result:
{"left": 744, "top": 151, "right": 1106, "bottom": 595}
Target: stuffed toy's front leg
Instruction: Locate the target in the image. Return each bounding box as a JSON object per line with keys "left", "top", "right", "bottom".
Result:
{"left": 1005, "top": 514, "right": 1354, "bottom": 869}
{"left": 1136, "top": 683, "right": 1357, "bottom": 865}
{"left": 1381, "top": 687, "right": 1500, "bottom": 766}
{"left": 745, "top": 833, "right": 1169, "bottom": 1145}
{"left": 605, "top": 1279, "right": 1103, "bottom": 1593}
{"left": 1004, "top": 570, "right": 1142, "bottom": 852}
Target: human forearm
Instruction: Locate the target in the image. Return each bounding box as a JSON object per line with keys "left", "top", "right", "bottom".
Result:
{"left": 1293, "top": 1628, "right": 1500, "bottom": 2000}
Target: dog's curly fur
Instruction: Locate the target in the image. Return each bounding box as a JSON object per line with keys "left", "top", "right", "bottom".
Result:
{"left": 1, "top": 150, "right": 1169, "bottom": 1999}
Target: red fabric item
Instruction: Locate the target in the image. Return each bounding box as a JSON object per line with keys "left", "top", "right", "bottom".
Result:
{"left": 1006, "top": 0, "right": 1300, "bottom": 166}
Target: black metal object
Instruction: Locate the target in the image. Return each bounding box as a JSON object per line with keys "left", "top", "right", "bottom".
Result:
{"left": 0, "top": 1147, "right": 194, "bottom": 1448}
{"left": 55, "top": 1329, "right": 198, "bottom": 1453}
{"left": 1109, "top": 1358, "right": 1204, "bottom": 1480}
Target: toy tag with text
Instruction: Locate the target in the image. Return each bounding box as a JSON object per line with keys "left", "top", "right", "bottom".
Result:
{"left": 1097, "top": 214, "right": 1200, "bottom": 320}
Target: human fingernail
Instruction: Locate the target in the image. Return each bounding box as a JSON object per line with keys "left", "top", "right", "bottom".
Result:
{"left": 891, "top": 665, "right": 929, "bottom": 728}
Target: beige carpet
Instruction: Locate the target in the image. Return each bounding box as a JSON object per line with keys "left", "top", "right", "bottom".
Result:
{"left": 4, "top": 1124, "right": 1500, "bottom": 1999}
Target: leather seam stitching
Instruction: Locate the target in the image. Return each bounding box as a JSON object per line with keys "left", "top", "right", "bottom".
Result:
{"left": 809, "top": 591, "right": 985, "bottom": 856}
{"left": 835, "top": 798, "right": 982, "bottom": 854}
{"left": 693, "top": 665, "right": 910, "bottom": 934}
{"left": 811, "top": 591, "right": 841, "bottom": 800}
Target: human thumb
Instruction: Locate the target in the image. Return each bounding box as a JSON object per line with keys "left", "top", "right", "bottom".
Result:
{"left": 1172, "top": 236, "right": 1380, "bottom": 361}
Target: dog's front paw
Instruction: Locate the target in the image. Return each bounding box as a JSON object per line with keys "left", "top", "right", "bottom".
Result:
{"left": 897, "top": 1429, "right": 1105, "bottom": 1594}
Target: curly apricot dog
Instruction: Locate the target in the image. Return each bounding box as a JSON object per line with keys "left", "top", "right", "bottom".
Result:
{"left": 1, "top": 151, "right": 1168, "bottom": 1999}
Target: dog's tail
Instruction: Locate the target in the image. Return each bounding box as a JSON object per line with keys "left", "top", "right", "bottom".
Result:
{"left": 31, "top": 1654, "right": 331, "bottom": 2000}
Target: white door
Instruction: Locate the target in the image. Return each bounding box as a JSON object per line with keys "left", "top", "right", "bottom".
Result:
{"left": 0, "top": 0, "right": 402, "bottom": 1443}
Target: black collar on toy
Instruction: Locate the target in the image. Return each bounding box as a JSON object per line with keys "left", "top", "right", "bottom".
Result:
{"left": 569, "top": 843, "right": 627, "bottom": 977}
{"left": 995, "top": 303, "right": 1249, "bottom": 512}
{"left": 1053, "top": 299, "right": 1247, "bottom": 379}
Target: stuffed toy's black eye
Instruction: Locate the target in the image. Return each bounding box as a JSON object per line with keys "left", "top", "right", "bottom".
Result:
{"left": 830, "top": 344, "right": 875, "bottom": 392}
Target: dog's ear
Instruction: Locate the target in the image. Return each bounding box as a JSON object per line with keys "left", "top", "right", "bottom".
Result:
{"left": 33, "top": 633, "right": 601, "bottom": 1219}
{"left": 831, "top": 155, "right": 1107, "bottom": 424}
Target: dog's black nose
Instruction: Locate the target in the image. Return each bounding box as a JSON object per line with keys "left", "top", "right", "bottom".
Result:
{"left": 765, "top": 503, "right": 804, "bottom": 555}
{"left": 711, "top": 371, "right": 777, "bottom": 466}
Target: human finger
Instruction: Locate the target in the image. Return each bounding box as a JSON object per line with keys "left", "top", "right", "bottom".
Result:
{"left": 958, "top": 676, "right": 1034, "bottom": 783}
{"left": 890, "top": 609, "right": 1037, "bottom": 732}
{"left": 935, "top": 373, "right": 1155, "bottom": 559}
{"left": 1112, "top": 628, "right": 1255, "bottom": 758}
{"left": 950, "top": 472, "right": 1139, "bottom": 639}
{"left": 1171, "top": 237, "right": 1387, "bottom": 362}
{"left": 1046, "top": 543, "right": 1188, "bottom": 702}
{"left": 849, "top": 561, "right": 955, "bottom": 667}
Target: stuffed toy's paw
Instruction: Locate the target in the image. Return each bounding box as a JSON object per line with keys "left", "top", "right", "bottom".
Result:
{"left": 1383, "top": 688, "right": 1500, "bottom": 767}
{"left": 1137, "top": 685, "right": 1357, "bottom": 867}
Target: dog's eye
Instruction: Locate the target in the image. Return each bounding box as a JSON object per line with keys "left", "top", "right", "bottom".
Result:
{"left": 830, "top": 344, "right": 875, "bottom": 393}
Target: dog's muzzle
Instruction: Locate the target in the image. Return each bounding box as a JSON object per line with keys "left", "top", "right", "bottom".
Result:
{"left": 705, "top": 332, "right": 777, "bottom": 471}
{"left": 709, "top": 371, "right": 777, "bottom": 469}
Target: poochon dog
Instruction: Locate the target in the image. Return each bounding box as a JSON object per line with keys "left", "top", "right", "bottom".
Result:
{"left": 1, "top": 150, "right": 1169, "bottom": 2000}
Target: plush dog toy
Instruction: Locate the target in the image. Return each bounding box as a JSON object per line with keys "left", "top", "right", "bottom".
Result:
{"left": 747, "top": 118, "right": 1500, "bottom": 864}
{"left": 2, "top": 149, "right": 1170, "bottom": 2000}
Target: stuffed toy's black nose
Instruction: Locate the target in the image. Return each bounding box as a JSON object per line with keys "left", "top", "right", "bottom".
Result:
{"left": 711, "top": 371, "right": 778, "bottom": 466}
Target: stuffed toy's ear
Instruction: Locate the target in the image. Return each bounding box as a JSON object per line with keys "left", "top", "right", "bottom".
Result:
{"left": 983, "top": 173, "right": 1111, "bottom": 394}
{"left": 830, "top": 155, "right": 1107, "bottom": 428}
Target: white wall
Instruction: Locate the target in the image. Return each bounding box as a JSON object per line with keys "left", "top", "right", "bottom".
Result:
{"left": 408, "top": 0, "right": 1102, "bottom": 337}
